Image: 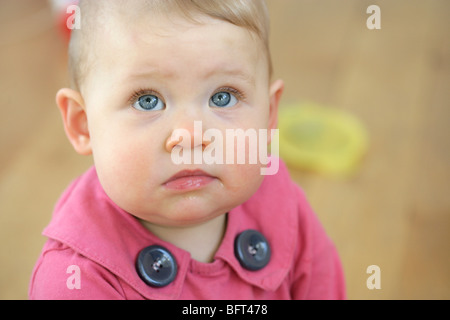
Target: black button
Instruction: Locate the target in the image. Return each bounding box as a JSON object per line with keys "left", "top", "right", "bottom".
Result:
{"left": 136, "top": 245, "right": 177, "bottom": 287}
{"left": 234, "top": 230, "right": 271, "bottom": 271}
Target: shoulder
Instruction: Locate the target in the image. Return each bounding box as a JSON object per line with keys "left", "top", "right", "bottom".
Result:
{"left": 29, "top": 239, "right": 126, "bottom": 300}
{"left": 254, "top": 158, "right": 311, "bottom": 224}
{"left": 257, "top": 159, "right": 346, "bottom": 299}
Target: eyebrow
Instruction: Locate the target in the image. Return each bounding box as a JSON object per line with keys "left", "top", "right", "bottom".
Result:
{"left": 127, "top": 63, "right": 255, "bottom": 85}
{"left": 202, "top": 64, "right": 255, "bottom": 84}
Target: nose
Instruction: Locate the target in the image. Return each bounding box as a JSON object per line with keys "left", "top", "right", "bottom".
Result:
{"left": 165, "top": 121, "right": 210, "bottom": 153}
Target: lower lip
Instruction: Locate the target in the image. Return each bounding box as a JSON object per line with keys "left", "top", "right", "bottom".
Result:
{"left": 164, "top": 176, "right": 215, "bottom": 191}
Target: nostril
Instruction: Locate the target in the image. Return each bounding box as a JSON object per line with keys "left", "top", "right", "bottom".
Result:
{"left": 165, "top": 124, "right": 208, "bottom": 152}
{"left": 165, "top": 133, "right": 184, "bottom": 152}
{"left": 165, "top": 127, "right": 195, "bottom": 152}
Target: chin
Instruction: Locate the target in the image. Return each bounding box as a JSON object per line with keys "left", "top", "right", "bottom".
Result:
{"left": 128, "top": 199, "right": 222, "bottom": 227}
{"left": 167, "top": 200, "right": 228, "bottom": 225}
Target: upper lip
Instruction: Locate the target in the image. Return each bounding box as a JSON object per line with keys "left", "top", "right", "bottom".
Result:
{"left": 164, "top": 169, "right": 214, "bottom": 184}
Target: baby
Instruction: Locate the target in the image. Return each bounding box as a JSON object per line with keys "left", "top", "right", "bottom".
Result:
{"left": 29, "top": 0, "right": 346, "bottom": 299}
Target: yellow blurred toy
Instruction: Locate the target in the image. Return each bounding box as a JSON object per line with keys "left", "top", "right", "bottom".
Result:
{"left": 278, "top": 102, "right": 369, "bottom": 177}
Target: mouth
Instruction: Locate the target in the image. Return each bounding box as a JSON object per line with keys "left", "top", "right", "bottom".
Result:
{"left": 163, "top": 169, "right": 216, "bottom": 191}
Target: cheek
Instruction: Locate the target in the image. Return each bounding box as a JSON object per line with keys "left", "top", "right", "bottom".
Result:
{"left": 221, "top": 163, "right": 265, "bottom": 202}
{"left": 94, "top": 141, "right": 144, "bottom": 203}
{"left": 89, "top": 122, "right": 160, "bottom": 210}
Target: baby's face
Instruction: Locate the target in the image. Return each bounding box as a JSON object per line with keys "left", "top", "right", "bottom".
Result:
{"left": 80, "top": 14, "right": 280, "bottom": 227}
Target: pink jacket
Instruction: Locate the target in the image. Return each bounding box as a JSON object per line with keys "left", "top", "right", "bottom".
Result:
{"left": 29, "top": 160, "right": 346, "bottom": 299}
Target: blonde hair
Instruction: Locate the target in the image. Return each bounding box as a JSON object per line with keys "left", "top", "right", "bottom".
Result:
{"left": 68, "top": 0, "right": 272, "bottom": 91}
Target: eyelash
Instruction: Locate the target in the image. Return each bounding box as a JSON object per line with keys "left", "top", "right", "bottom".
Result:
{"left": 214, "top": 87, "right": 246, "bottom": 102}
{"left": 128, "top": 88, "right": 163, "bottom": 106}
{"left": 128, "top": 86, "right": 246, "bottom": 106}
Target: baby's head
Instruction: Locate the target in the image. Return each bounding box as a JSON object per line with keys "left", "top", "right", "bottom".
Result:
{"left": 57, "top": 0, "right": 284, "bottom": 227}
{"left": 68, "top": 0, "right": 274, "bottom": 92}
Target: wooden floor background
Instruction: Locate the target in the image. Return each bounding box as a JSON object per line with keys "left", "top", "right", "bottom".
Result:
{"left": 0, "top": 0, "right": 449, "bottom": 299}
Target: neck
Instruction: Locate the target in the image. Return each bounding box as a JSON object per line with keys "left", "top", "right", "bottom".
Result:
{"left": 140, "top": 214, "right": 228, "bottom": 263}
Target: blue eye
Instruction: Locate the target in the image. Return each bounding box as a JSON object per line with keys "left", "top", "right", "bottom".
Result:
{"left": 210, "top": 91, "right": 238, "bottom": 108}
{"left": 133, "top": 94, "right": 165, "bottom": 111}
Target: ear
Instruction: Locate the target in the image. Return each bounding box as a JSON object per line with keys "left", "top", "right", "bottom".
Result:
{"left": 267, "top": 79, "right": 284, "bottom": 143}
{"left": 56, "top": 88, "right": 92, "bottom": 155}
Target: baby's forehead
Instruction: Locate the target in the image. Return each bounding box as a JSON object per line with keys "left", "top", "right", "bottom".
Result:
{"left": 102, "top": 17, "right": 263, "bottom": 80}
